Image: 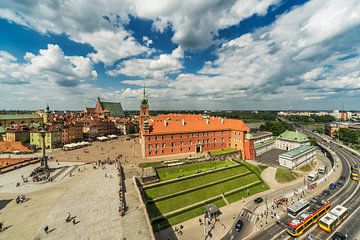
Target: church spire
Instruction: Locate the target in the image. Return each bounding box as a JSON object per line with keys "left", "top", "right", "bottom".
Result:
{"left": 141, "top": 83, "right": 148, "bottom": 105}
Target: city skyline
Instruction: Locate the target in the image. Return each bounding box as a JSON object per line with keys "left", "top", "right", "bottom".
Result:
{"left": 1, "top": 0, "right": 359, "bottom": 110}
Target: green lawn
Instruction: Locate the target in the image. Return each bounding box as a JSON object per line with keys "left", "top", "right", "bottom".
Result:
{"left": 152, "top": 198, "right": 226, "bottom": 231}
{"left": 209, "top": 148, "right": 238, "bottom": 156}
{"left": 241, "top": 161, "right": 267, "bottom": 176}
{"left": 275, "top": 168, "right": 299, "bottom": 183}
{"left": 156, "top": 160, "right": 234, "bottom": 181}
{"left": 145, "top": 165, "right": 248, "bottom": 199}
{"left": 138, "top": 161, "right": 162, "bottom": 168}
{"left": 147, "top": 173, "right": 260, "bottom": 217}
{"left": 226, "top": 182, "right": 269, "bottom": 203}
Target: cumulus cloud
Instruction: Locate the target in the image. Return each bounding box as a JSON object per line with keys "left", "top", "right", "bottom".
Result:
{"left": 0, "top": 1, "right": 147, "bottom": 65}
{"left": 108, "top": 47, "right": 184, "bottom": 85}
{"left": 0, "top": 44, "right": 97, "bottom": 87}
{"left": 133, "top": 0, "right": 280, "bottom": 49}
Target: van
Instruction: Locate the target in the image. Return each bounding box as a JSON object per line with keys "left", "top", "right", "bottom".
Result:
{"left": 307, "top": 171, "right": 318, "bottom": 181}
{"left": 318, "top": 165, "right": 327, "bottom": 174}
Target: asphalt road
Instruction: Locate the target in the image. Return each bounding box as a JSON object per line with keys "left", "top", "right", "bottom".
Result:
{"left": 221, "top": 127, "right": 359, "bottom": 240}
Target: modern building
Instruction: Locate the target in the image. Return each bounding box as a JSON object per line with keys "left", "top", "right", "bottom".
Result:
{"left": 279, "top": 145, "right": 317, "bottom": 169}
{"left": 0, "top": 114, "right": 42, "bottom": 127}
{"left": 138, "top": 88, "right": 254, "bottom": 159}
{"left": 275, "top": 130, "right": 310, "bottom": 151}
{"left": 94, "top": 97, "right": 125, "bottom": 118}
{"left": 30, "top": 125, "right": 62, "bottom": 149}
{"left": 247, "top": 131, "right": 275, "bottom": 157}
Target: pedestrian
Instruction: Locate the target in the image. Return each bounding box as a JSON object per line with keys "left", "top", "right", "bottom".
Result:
{"left": 0, "top": 222, "right": 3, "bottom": 232}
{"left": 260, "top": 222, "right": 263, "bottom": 227}
{"left": 44, "top": 225, "right": 49, "bottom": 234}
{"left": 233, "top": 214, "right": 236, "bottom": 219}
{"left": 72, "top": 218, "right": 76, "bottom": 225}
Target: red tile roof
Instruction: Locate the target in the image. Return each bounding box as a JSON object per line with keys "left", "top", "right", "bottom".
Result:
{"left": 146, "top": 114, "right": 249, "bottom": 135}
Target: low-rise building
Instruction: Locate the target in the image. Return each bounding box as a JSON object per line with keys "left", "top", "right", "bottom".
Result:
{"left": 5, "top": 127, "right": 30, "bottom": 144}
{"left": 61, "top": 124, "right": 83, "bottom": 144}
{"left": 30, "top": 125, "right": 62, "bottom": 149}
{"left": 247, "top": 131, "right": 275, "bottom": 157}
{"left": 82, "top": 119, "right": 117, "bottom": 140}
{"left": 279, "top": 145, "right": 317, "bottom": 169}
{"left": 275, "top": 130, "right": 310, "bottom": 151}
{"left": 0, "top": 114, "right": 43, "bottom": 127}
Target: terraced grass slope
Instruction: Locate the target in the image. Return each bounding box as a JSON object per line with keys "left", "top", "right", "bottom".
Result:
{"left": 143, "top": 160, "right": 270, "bottom": 229}
{"left": 156, "top": 160, "right": 234, "bottom": 181}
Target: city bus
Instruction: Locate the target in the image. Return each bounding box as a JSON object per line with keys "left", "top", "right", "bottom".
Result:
{"left": 287, "top": 200, "right": 331, "bottom": 237}
{"left": 318, "top": 205, "right": 348, "bottom": 232}
{"left": 287, "top": 199, "right": 310, "bottom": 218}
{"left": 351, "top": 165, "right": 359, "bottom": 181}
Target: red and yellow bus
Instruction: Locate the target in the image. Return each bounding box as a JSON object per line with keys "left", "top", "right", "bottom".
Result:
{"left": 287, "top": 200, "right": 331, "bottom": 237}
{"left": 318, "top": 205, "right": 348, "bottom": 232}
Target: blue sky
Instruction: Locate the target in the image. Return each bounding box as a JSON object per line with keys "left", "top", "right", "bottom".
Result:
{"left": 0, "top": 0, "right": 359, "bottom": 110}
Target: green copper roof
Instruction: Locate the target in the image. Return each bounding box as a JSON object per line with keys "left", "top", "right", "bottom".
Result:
{"left": 100, "top": 102, "right": 125, "bottom": 117}
{"left": 280, "top": 145, "right": 315, "bottom": 158}
{"left": 0, "top": 114, "right": 41, "bottom": 120}
{"left": 278, "top": 130, "right": 309, "bottom": 142}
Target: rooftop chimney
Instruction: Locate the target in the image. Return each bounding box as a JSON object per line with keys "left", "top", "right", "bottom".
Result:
{"left": 221, "top": 118, "right": 224, "bottom": 124}
{"left": 164, "top": 120, "right": 168, "bottom": 127}
{"left": 206, "top": 118, "right": 209, "bottom": 124}
{"left": 182, "top": 119, "right": 186, "bottom": 126}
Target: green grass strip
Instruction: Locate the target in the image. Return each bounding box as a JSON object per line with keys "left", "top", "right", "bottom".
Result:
{"left": 147, "top": 173, "right": 259, "bottom": 218}
{"left": 144, "top": 165, "right": 248, "bottom": 199}
{"left": 156, "top": 160, "right": 234, "bottom": 181}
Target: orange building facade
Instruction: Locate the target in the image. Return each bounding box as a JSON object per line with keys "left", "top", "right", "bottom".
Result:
{"left": 139, "top": 90, "right": 255, "bottom": 160}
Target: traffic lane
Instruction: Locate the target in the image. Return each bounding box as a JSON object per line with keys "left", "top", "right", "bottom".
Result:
{"left": 231, "top": 218, "right": 255, "bottom": 240}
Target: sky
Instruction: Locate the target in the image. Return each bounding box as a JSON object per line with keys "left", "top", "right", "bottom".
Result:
{"left": 0, "top": 0, "right": 359, "bottom": 111}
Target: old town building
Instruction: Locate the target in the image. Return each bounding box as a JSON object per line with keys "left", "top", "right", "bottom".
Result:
{"left": 94, "top": 97, "right": 125, "bottom": 118}
{"left": 0, "top": 114, "right": 43, "bottom": 127}
{"left": 30, "top": 125, "right": 62, "bottom": 149}
{"left": 139, "top": 88, "right": 254, "bottom": 159}
{"left": 61, "top": 124, "right": 83, "bottom": 144}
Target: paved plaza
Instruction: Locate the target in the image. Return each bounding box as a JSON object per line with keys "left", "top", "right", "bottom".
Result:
{"left": 0, "top": 137, "right": 153, "bottom": 240}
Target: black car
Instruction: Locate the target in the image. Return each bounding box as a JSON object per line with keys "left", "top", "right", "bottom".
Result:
{"left": 235, "top": 219, "right": 243, "bottom": 232}
{"left": 337, "top": 179, "right": 345, "bottom": 187}
{"left": 254, "top": 197, "right": 263, "bottom": 204}
{"left": 332, "top": 232, "right": 347, "bottom": 240}
{"left": 311, "top": 195, "right": 323, "bottom": 203}
{"left": 322, "top": 190, "right": 331, "bottom": 197}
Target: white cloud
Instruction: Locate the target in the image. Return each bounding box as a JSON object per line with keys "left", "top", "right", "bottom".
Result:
{"left": 78, "top": 29, "right": 149, "bottom": 66}
{"left": 109, "top": 47, "right": 184, "bottom": 85}
{"left": 0, "top": 44, "right": 97, "bottom": 87}
{"left": 133, "top": 0, "right": 280, "bottom": 49}
{"left": 0, "top": 1, "right": 146, "bottom": 65}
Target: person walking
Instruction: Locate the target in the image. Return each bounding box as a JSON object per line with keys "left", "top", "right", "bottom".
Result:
{"left": 44, "top": 226, "right": 49, "bottom": 234}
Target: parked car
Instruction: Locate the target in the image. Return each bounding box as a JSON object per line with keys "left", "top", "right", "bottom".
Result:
{"left": 311, "top": 195, "right": 323, "bottom": 203}
{"left": 332, "top": 232, "right": 347, "bottom": 240}
{"left": 235, "top": 219, "right": 243, "bottom": 232}
{"left": 322, "top": 190, "right": 331, "bottom": 197}
{"left": 254, "top": 197, "right": 263, "bottom": 204}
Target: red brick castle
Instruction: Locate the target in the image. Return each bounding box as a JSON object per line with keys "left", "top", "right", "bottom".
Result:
{"left": 139, "top": 88, "right": 255, "bottom": 160}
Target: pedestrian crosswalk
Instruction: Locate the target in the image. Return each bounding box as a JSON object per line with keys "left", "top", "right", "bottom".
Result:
{"left": 239, "top": 208, "right": 258, "bottom": 224}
